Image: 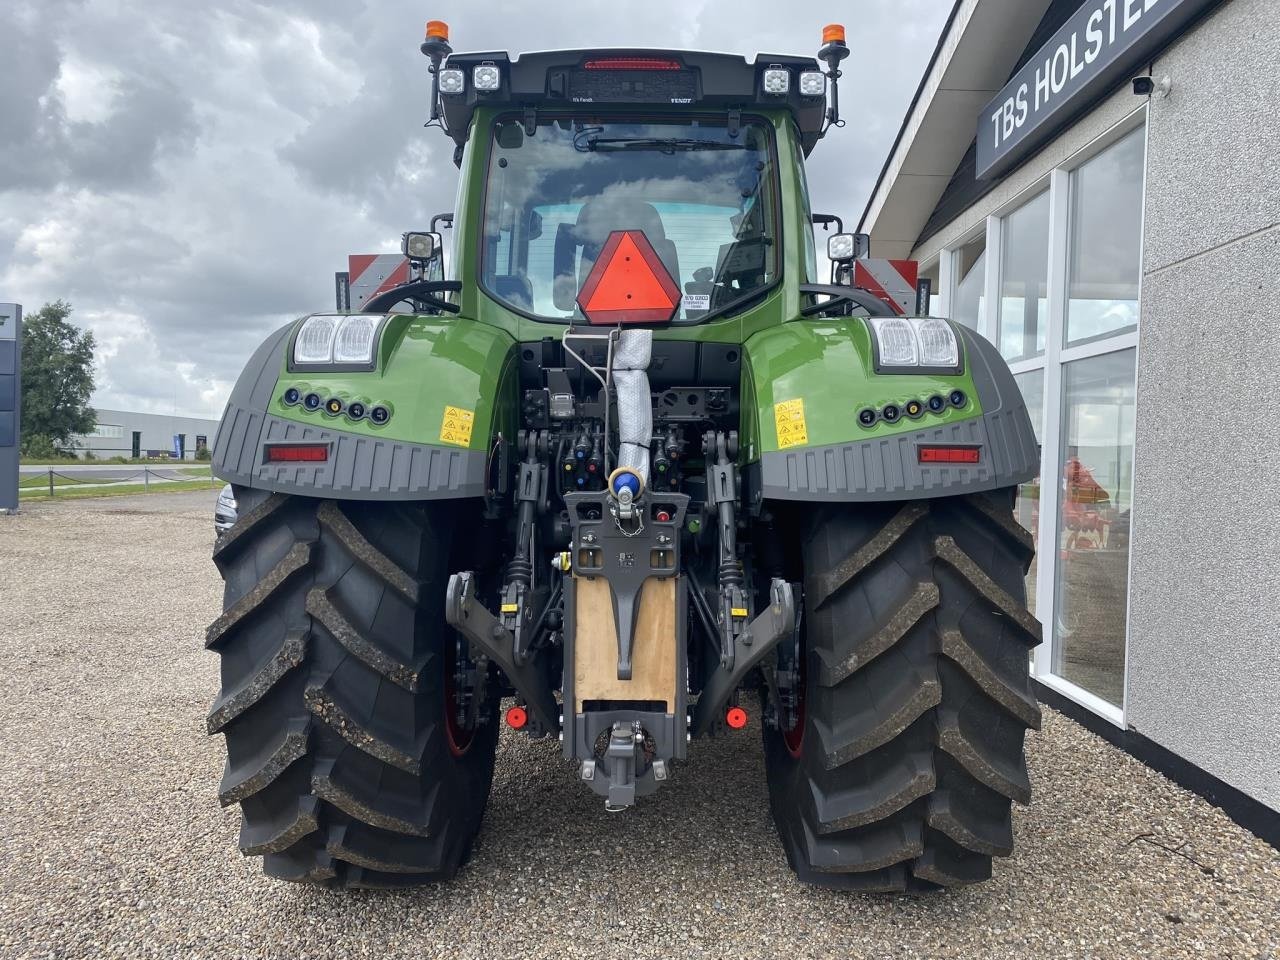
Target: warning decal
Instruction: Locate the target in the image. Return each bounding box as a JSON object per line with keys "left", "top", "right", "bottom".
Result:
{"left": 773, "top": 398, "right": 808, "bottom": 450}
{"left": 439, "top": 405, "right": 475, "bottom": 447}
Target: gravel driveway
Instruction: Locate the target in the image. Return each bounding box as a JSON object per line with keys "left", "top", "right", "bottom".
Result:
{"left": 1, "top": 491, "right": 1277, "bottom": 960}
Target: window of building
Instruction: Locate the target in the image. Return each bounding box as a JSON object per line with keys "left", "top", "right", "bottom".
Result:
{"left": 1013, "top": 369, "right": 1044, "bottom": 615}
{"left": 950, "top": 235, "right": 985, "bottom": 328}
{"left": 930, "top": 116, "right": 1146, "bottom": 723}
{"left": 1067, "top": 126, "right": 1145, "bottom": 346}
{"left": 1053, "top": 349, "right": 1136, "bottom": 706}
{"left": 998, "top": 191, "right": 1050, "bottom": 361}
{"left": 89, "top": 424, "right": 124, "bottom": 440}
{"left": 919, "top": 261, "right": 940, "bottom": 315}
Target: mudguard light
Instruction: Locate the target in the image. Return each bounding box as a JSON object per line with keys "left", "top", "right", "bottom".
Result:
{"left": 293, "top": 314, "right": 382, "bottom": 367}
{"left": 868, "top": 317, "right": 960, "bottom": 370}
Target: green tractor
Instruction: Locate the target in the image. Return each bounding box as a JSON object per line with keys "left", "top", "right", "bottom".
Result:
{"left": 207, "top": 21, "right": 1041, "bottom": 892}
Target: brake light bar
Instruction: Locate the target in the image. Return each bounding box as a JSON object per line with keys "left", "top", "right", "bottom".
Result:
{"left": 265, "top": 443, "right": 329, "bottom": 463}
{"left": 917, "top": 445, "right": 981, "bottom": 464}
{"left": 582, "top": 57, "right": 683, "bottom": 71}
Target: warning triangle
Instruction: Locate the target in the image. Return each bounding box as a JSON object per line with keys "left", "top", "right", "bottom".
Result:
{"left": 577, "top": 230, "right": 680, "bottom": 325}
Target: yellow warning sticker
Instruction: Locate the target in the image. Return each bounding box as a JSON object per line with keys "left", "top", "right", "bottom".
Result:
{"left": 439, "top": 405, "right": 475, "bottom": 447}
{"left": 773, "top": 398, "right": 808, "bottom": 449}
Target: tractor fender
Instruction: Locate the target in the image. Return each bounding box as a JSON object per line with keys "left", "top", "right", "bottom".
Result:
{"left": 212, "top": 314, "right": 517, "bottom": 501}
{"left": 741, "top": 319, "right": 1038, "bottom": 505}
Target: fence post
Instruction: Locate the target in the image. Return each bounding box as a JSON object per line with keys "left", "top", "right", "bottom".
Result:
{"left": 144, "top": 468, "right": 149, "bottom": 493}
{"left": 48, "top": 469, "right": 53, "bottom": 498}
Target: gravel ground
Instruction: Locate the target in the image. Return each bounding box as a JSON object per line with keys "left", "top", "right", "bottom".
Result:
{"left": 1, "top": 490, "right": 1277, "bottom": 960}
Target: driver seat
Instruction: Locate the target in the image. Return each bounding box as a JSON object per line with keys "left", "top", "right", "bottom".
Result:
{"left": 552, "top": 199, "right": 681, "bottom": 311}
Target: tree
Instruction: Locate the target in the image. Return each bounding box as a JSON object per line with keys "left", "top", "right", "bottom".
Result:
{"left": 19, "top": 300, "right": 96, "bottom": 455}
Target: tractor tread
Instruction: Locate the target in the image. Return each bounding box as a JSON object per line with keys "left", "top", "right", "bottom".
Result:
{"left": 939, "top": 629, "right": 1041, "bottom": 729}
{"left": 205, "top": 541, "right": 314, "bottom": 649}
{"left": 305, "top": 588, "right": 424, "bottom": 692}
{"left": 217, "top": 717, "right": 309, "bottom": 806}
{"left": 311, "top": 759, "right": 436, "bottom": 837}
{"left": 316, "top": 501, "right": 420, "bottom": 603}
{"left": 238, "top": 795, "right": 320, "bottom": 856}
{"left": 926, "top": 788, "right": 1014, "bottom": 857}
{"left": 933, "top": 535, "right": 1042, "bottom": 644}
{"left": 304, "top": 682, "right": 426, "bottom": 775}
{"left": 810, "top": 502, "right": 927, "bottom": 610}
{"left": 212, "top": 492, "right": 289, "bottom": 566}
{"left": 207, "top": 629, "right": 308, "bottom": 734}
{"left": 814, "top": 664, "right": 941, "bottom": 767}
{"left": 807, "top": 750, "right": 935, "bottom": 833}
{"left": 936, "top": 707, "right": 1032, "bottom": 804}
{"left": 812, "top": 582, "right": 939, "bottom": 685}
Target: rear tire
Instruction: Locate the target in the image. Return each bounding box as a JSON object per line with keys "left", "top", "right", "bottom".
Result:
{"left": 764, "top": 490, "right": 1041, "bottom": 891}
{"left": 207, "top": 488, "right": 498, "bottom": 887}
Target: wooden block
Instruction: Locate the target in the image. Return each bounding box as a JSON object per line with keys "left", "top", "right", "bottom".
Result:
{"left": 574, "top": 575, "right": 678, "bottom": 712}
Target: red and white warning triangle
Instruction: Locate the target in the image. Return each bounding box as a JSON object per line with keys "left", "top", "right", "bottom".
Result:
{"left": 577, "top": 230, "right": 681, "bottom": 325}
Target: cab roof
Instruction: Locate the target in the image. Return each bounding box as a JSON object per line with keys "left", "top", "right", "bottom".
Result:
{"left": 439, "top": 48, "right": 827, "bottom": 155}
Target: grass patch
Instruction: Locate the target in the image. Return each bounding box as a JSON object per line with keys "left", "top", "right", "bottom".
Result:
{"left": 19, "top": 467, "right": 213, "bottom": 489}
{"left": 19, "top": 478, "right": 220, "bottom": 501}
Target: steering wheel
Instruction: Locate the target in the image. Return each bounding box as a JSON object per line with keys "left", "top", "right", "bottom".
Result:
{"left": 362, "top": 279, "right": 462, "bottom": 315}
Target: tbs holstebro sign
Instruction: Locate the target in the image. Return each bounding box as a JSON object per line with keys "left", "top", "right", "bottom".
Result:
{"left": 977, "top": 0, "right": 1216, "bottom": 179}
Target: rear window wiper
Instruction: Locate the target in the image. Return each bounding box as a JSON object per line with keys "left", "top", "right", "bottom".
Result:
{"left": 576, "top": 136, "right": 747, "bottom": 154}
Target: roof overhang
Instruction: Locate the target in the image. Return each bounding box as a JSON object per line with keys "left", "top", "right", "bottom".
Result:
{"left": 857, "top": 0, "right": 1052, "bottom": 259}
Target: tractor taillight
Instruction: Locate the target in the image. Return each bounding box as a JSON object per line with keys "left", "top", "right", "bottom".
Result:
{"left": 265, "top": 444, "right": 329, "bottom": 463}
{"left": 917, "top": 445, "right": 981, "bottom": 464}
{"left": 582, "top": 57, "right": 682, "bottom": 71}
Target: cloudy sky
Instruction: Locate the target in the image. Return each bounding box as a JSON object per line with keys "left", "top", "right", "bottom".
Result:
{"left": 0, "top": 0, "right": 949, "bottom": 419}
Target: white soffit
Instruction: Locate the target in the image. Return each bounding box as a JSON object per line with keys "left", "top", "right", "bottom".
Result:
{"left": 860, "top": 0, "right": 1053, "bottom": 253}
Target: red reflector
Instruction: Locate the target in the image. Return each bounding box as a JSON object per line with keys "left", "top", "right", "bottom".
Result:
{"left": 577, "top": 230, "right": 681, "bottom": 325}
{"left": 505, "top": 705, "right": 528, "bottom": 730}
{"left": 265, "top": 444, "right": 329, "bottom": 463}
{"left": 918, "top": 445, "right": 981, "bottom": 464}
{"left": 583, "top": 57, "right": 682, "bottom": 71}
{"left": 655, "top": 510, "right": 671, "bottom": 523}
{"left": 726, "top": 706, "right": 748, "bottom": 730}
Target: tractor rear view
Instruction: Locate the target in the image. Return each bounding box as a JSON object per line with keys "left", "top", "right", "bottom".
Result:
{"left": 206, "top": 21, "right": 1041, "bottom": 891}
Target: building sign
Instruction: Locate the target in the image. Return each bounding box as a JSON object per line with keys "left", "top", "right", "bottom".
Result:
{"left": 977, "top": 0, "right": 1216, "bottom": 178}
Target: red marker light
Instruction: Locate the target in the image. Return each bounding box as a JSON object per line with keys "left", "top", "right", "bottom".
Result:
{"left": 265, "top": 443, "right": 329, "bottom": 463}
{"left": 917, "top": 445, "right": 981, "bottom": 464}
{"left": 583, "top": 57, "right": 682, "bottom": 71}
{"left": 726, "top": 706, "right": 748, "bottom": 730}
{"left": 505, "top": 705, "right": 528, "bottom": 730}
{"left": 655, "top": 509, "right": 671, "bottom": 523}
{"left": 577, "top": 230, "right": 681, "bottom": 326}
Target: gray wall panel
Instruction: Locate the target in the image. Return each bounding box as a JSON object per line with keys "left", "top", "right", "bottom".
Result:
{"left": 1141, "top": 0, "right": 1280, "bottom": 273}
{"left": 1130, "top": 16, "right": 1280, "bottom": 812}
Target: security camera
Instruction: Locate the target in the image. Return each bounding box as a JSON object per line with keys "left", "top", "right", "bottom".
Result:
{"left": 1132, "top": 75, "right": 1172, "bottom": 99}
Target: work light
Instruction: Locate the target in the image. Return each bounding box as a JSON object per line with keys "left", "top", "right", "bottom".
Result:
{"left": 438, "top": 68, "right": 465, "bottom": 94}
{"left": 798, "top": 71, "right": 826, "bottom": 97}
{"left": 827, "top": 233, "right": 856, "bottom": 262}
{"left": 473, "top": 63, "right": 501, "bottom": 91}
{"left": 762, "top": 67, "right": 790, "bottom": 94}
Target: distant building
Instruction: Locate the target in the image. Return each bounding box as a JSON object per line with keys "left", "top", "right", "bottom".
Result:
{"left": 72, "top": 408, "right": 220, "bottom": 460}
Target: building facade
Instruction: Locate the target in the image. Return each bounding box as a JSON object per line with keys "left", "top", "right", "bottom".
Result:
{"left": 73, "top": 408, "right": 221, "bottom": 460}
{"left": 861, "top": 0, "right": 1278, "bottom": 817}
